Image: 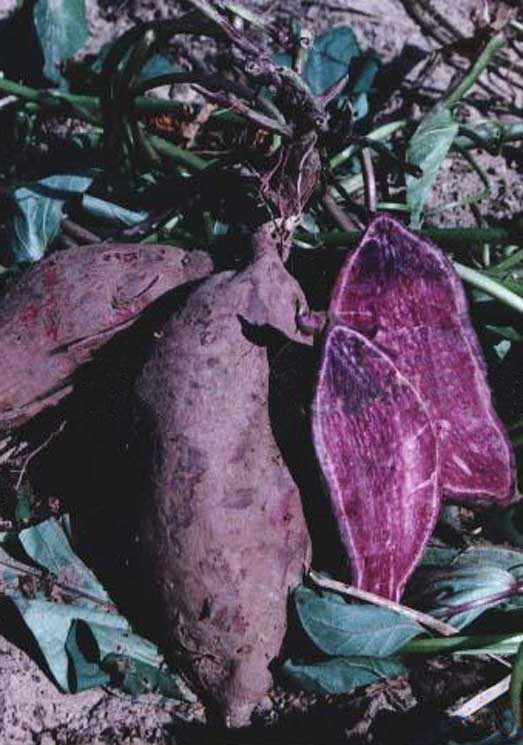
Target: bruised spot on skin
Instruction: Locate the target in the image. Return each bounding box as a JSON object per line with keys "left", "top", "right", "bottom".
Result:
{"left": 221, "top": 489, "right": 254, "bottom": 509}
{"left": 245, "top": 282, "right": 269, "bottom": 325}
{"left": 169, "top": 436, "right": 207, "bottom": 529}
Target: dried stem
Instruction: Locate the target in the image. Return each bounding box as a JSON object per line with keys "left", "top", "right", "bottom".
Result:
{"left": 360, "top": 148, "right": 377, "bottom": 215}
{"left": 14, "top": 422, "right": 67, "bottom": 491}
{"left": 308, "top": 568, "right": 458, "bottom": 637}
{"left": 322, "top": 191, "right": 357, "bottom": 232}
{"left": 449, "top": 674, "right": 511, "bottom": 718}
{"left": 0, "top": 557, "right": 117, "bottom": 612}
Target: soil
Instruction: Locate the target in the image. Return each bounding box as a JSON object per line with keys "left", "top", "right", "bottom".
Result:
{"left": 0, "top": 1, "right": 522, "bottom": 743}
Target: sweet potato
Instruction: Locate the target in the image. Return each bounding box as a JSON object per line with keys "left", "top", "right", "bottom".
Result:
{"left": 133, "top": 223, "right": 312, "bottom": 727}
{"left": 312, "top": 325, "right": 440, "bottom": 601}
{"left": 330, "top": 214, "right": 515, "bottom": 505}
{"left": 0, "top": 243, "right": 212, "bottom": 430}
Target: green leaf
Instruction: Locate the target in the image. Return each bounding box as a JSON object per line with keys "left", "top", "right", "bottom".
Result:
{"left": 294, "top": 586, "right": 422, "bottom": 657}
{"left": 7, "top": 174, "right": 93, "bottom": 263}
{"left": 511, "top": 640, "right": 523, "bottom": 737}
{"left": 1, "top": 518, "right": 195, "bottom": 700}
{"left": 33, "top": 0, "right": 88, "bottom": 87}
{"left": 137, "top": 54, "right": 181, "bottom": 84}
{"left": 486, "top": 325, "right": 523, "bottom": 343}
{"left": 18, "top": 518, "right": 111, "bottom": 606}
{"left": 103, "top": 654, "right": 193, "bottom": 698}
{"left": 304, "top": 27, "right": 361, "bottom": 96}
{"left": 409, "top": 564, "right": 517, "bottom": 629}
{"left": 81, "top": 194, "right": 148, "bottom": 226}
{"left": 406, "top": 105, "right": 458, "bottom": 228}
{"left": 67, "top": 620, "right": 196, "bottom": 700}
{"left": 422, "top": 544, "right": 523, "bottom": 577}
{"left": 12, "top": 597, "right": 128, "bottom": 691}
{"left": 281, "top": 656, "right": 406, "bottom": 694}
{"left": 14, "top": 491, "right": 33, "bottom": 524}
{"left": 92, "top": 42, "right": 179, "bottom": 83}
{"left": 65, "top": 621, "right": 111, "bottom": 692}
{"left": 350, "top": 52, "right": 381, "bottom": 120}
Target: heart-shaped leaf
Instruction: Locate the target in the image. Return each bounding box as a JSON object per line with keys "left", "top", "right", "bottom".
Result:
{"left": 406, "top": 105, "right": 458, "bottom": 227}
{"left": 281, "top": 655, "right": 406, "bottom": 694}
{"left": 304, "top": 26, "right": 361, "bottom": 96}
{"left": 295, "top": 586, "right": 422, "bottom": 656}
{"left": 409, "top": 563, "right": 518, "bottom": 629}
{"left": 33, "top": 0, "right": 88, "bottom": 87}
{"left": 7, "top": 174, "right": 93, "bottom": 263}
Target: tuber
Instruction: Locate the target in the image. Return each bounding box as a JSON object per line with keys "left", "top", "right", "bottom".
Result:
{"left": 133, "top": 222, "right": 313, "bottom": 727}
{"left": 0, "top": 243, "right": 212, "bottom": 430}
{"left": 329, "top": 214, "right": 515, "bottom": 505}
{"left": 312, "top": 325, "right": 440, "bottom": 601}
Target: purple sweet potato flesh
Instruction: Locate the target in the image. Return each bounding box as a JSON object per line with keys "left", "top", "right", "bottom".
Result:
{"left": 133, "top": 224, "right": 312, "bottom": 727}
{"left": 312, "top": 325, "right": 440, "bottom": 601}
{"left": 0, "top": 243, "right": 212, "bottom": 430}
{"left": 330, "top": 214, "right": 515, "bottom": 505}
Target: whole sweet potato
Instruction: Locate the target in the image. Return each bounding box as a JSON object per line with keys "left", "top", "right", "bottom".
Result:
{"left": 133, "top": 223, "right": 312, "bottom": 727}
{"left": 0, "top": 243, "right": 212, "bottom": 430}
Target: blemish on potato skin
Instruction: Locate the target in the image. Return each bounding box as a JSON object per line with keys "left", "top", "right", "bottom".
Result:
{"left": 220, "top": 489, "right": 254, "bottom": 509}
{"left": 200, "top": 330, "right": 216, "bottom": 346}
{"left": 169, "top": 436, "right": 206, "bottom": 529}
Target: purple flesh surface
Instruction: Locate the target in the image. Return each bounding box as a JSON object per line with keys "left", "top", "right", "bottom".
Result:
{"left": 312, "top": 325, "right": 440, "bottom": 601}
{"left": 329, "top": 214, "right": 515, "bottom": 506}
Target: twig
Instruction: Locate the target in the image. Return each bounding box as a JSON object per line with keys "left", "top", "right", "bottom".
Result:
{"left": 0, "top": 437, "right": 15, "bottom": 465}
{"left": 15, "top": 422, "right": 67, "bottom": 491}
{"left": 0, "top": 557, "right": 117, "bottom": 612}
{"left": 0, "top": 438, "right": 28, "bottom": 466}
{"left": 0, "top": 95, "right": 16, "bottom": 110}
{"left": 360, "top": 147, "right": 376, "bottom": 216}
{"left": 61, "top": 220, "right": 101, "bottom": 245}
{"left": 193, "top": 86, "right": 293, "bottom": 137}
{"left": 308, "top": 568, "right": 458, "bottom": 637}
{"left": 131, "top": 71, "right": 255, "bottom": 101}
{"left": 449, "top": 674, "right": 511, "bottom": 719}
{"left": 322, "top": 192, "right": 358, "bottom": 232}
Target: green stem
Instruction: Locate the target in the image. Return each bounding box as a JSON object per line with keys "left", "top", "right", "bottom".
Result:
{"left": 296, "top": 226, "right": 523, "bottom": 249}
{"left": 454, "top": 262, "right": 523, "bottom": 314}
{"left": 510, "top": 641, "right": 523, "bottom": 735}
{"left": 0, "top": 77, "right": 97, "bottom": 108}
{"left": 330, "top": 119, "right": 408, "bottom": 169}
{"left": 0, "top": 76, "right": 201, "bottom": 115}
{"left": 455, "top": 121, "right": 523, "bottom": 152}
{"left": 444, "top": 33, "right": 507, "bottom": 109}
{"left": 488, "top": 249, "right": 523, "bottom": 276}
{"left": 403, "top": 632, "right": 523, "bottom": 656}
{"left": 147, "top": 134, "right": 211, "bottom": 170}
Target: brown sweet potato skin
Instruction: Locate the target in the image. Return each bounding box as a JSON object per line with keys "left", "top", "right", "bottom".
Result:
{"left": 0, "top": 243, "right": 212, "bottom": 429}
{"left": 134, "top": 225, "right": 312, "bottom": 727}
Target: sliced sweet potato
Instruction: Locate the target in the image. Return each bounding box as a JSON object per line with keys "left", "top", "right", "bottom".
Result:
{"left": 0, "top": 243, "right": 212, "bottom": 429}
{"left": 330, "top": 214, "right": 515, "bottom": 505}
{"left": 133, "top": 223, "right": 312, "bottom": 727}
{"left": 312, "top": 325, "right": 440, "bottom": 601}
